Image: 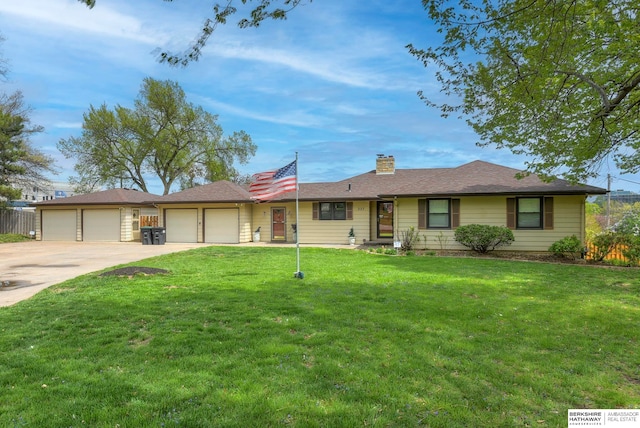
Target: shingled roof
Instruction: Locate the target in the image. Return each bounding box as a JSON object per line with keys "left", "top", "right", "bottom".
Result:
{"left": 33, "top": 188, "right": 163, "bottom": 206}
{"left": 33, "top": 161, "right": 606, "bottom": 206}
{"left": 270, "top": 160, "right": 606, "bottom": 201}
{"left": 381, "top": 161, "right": 606, "bottom": 197}
{"left": 159, "top": 180, "right": 253, "bottom": 203}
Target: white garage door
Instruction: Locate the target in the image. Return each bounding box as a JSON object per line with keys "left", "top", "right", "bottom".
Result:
{"left": 204, "top": 209, "right": 239, "bottom": 243}
{"left": 83, "top": 209, "right": 121, "bottom": 242}
{"left": 165, "top": 209, "right": 198, "bottom": 243}
{"left": 42, "top": 210, "right": 77, "bottom": 241}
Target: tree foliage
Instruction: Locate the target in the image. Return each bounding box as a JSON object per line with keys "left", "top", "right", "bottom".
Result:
{"left": 77, "top": 0, "right": 311, "bottom": 66}
{"left": 408, "top": 0, "right": 640, "bottom": 182}
{"left": 0, "top": 91, "right": 56, "bottom": 205}
{"left": 58, "top": 78, "right": 256, "bottom": 195}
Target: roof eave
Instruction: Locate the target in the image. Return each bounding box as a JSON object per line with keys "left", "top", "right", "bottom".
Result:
{"left": 378, "top": 190, "right": 607, "bottom": 198}
{"left": 157, "top": 199, "right": 253, "bottom": 204}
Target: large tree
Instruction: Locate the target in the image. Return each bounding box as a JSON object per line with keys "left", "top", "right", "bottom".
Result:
{"left": 411, "top": 0, "right": 640, "bottom": 182}
{"left": 0, "top": 91, "right": 56, "bottom": 204}
{"left": 58, "top": 77, "right": 256, "bottom": 195}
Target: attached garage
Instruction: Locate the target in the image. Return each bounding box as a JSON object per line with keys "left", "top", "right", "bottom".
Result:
{"left": 83, "top": 209, "right": 121, "bottom": 242}
{"left": 41, "top": 210, "right": 77, "bottom": 241}
{"left": 34, "top": 189, "right": 162, "bottom": 242}
{"left": 165, "top": 209, "right": 198, "bottom": 243}
{"left": 205, "top": 208, "right": 239, "bottom": 243}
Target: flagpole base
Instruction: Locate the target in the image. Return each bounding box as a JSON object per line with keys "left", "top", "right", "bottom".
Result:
{"left": 293, "top": 271, "right": 305, "bottom": 279}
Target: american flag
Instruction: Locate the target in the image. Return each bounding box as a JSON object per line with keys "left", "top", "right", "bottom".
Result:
{"left": 249, "top": 160, "right": 297, "bottom": 202}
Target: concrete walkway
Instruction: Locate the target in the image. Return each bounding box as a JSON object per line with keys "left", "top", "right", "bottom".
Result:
{"left": 0, "top": 241, "right": 209, "bottom": 307}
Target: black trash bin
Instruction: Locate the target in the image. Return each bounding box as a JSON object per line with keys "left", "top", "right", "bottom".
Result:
{"left": 152, "top": 227, "right": 166, "bottom": 245}
{"left": 141, "top": 227, "right": 153, "bottom": 245}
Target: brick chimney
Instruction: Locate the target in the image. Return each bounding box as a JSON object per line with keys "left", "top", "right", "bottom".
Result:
{"left": 376, "top": 154, "right": 395, "bottom": 175}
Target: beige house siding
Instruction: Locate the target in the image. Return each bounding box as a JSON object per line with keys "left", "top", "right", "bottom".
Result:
{"left": 397, "top": 195, "right": 586, "bottom": 252}
{"left": 250, "top": 201, "right": 371, "bottom": 244}
{"left": 395, "top": 198, "right": 463, "bottom": 250}
{"left": 75, "top": 208, "right": 82, "bottom": 241}
{"left": 238, "top": 204, "right": 253, "bottom": 243}
{"left": 298, "top": 200, "right": 370, "bottom": 244}
{"left": 121, "top": 207, "right": 132, "bottom": 242}
{"left": 251, "top": 202, "right": 297, "bottom": 242}
{"left": 509, "top": 195, "right": 585, "bottom": 251}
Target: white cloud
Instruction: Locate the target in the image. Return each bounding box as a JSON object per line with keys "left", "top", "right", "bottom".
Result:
{"left": 54, "top": 121, "right": 83, "bottom": 129}
{"left": 192, "top": 94, "right": 325, "bottom": 128}
{"left": 211, "top": 43, "right": 394, "bottom": 89}
{"left": 0, "top": 0, "right": 166, "bottom": 45}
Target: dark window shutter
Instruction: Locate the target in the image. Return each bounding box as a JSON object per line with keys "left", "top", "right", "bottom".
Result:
{"left": 418, "top": 199, "right": 426, "bottom": 229}
{"left": 346, "top": 202, "right": 353, "bottom": 220}
{"left": 506, "top": 198, "right": 516, "bottom": 229}
{"left": 451, "top": 199, "right": 460, "bottom": 228}
{"left": 544, "top": 197, "right": 554, "bottom": 230}
{"left": 312, "top": 203, "right": 319, "bottom": 220}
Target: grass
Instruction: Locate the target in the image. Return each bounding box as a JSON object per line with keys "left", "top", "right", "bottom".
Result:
{"left": 0, "top": 233, "right": 32, "bottom": 243}
{"left": 0, "top": 247, "right": 638, "bottom": 427}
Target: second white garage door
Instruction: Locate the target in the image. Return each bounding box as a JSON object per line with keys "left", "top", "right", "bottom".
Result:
{"left": 204, "top": 209, "right": 239, "bottom": 243}
{"left": 165, "top": 209, "right": 198, "bottom": 243}
{"left": 83, "top": 209, "right": 121, "bottom": 241}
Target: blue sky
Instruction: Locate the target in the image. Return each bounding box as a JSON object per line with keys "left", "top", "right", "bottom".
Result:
{"left": 0, "top": 0, "right": 638, "bottom": 194}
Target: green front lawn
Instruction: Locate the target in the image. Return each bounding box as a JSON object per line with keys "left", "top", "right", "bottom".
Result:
{"left": 0, "top": 233, "right": 32, "bottom": 243}
{"left": 1, "top": 247, "right": 638, "bottom": 427}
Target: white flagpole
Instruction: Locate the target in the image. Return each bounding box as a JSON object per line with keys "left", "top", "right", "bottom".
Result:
{"left": 295, "top": 152, "right": 302, "bottom": 278}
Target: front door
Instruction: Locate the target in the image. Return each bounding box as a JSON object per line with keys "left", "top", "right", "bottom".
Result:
{"left": 377, "top": 201, "right": 394, "bottom": 239}
{"left": 272, "top": 208, "right": 286, "bottom": 241}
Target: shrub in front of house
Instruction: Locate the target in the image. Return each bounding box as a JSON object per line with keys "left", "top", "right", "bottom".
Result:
{"left": 400, "top": 226, "right": 421, "bottom": 252}
{"left": 619, "top": 234, "right": 640, "bottom": 266}
{"left": 454, "top": 224, "right": 514, "bottom": 253}
{"left": 549, "top": 235, "right": 583, "bottom": 259}
{"left": 587, "top": 231, "right": 621, "bottom": 262}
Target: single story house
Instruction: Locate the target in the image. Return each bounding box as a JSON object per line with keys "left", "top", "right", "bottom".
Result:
{"left": 34, "top": 156, "right": 607, "bottom": 251}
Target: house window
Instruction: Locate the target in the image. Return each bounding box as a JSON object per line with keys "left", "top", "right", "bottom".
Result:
{"left": 419, "top": 199, "right": 460, "bottom": 229}
{"left": 428, "top": 199, "right": 451, "bottom": 229}
{"left": 132, "top": 208, "right": 140, "bottom": 231}
{"left": 313, "top": 202, "right": 353, "bottom": 221}
{"left": 319, "top": 202, "right": 346, "bottom": 220}
{"left": 517, "top": 197, "right": 542, "bottom": 229}
{"left": 507, "top": 197, "right": 553, "bottom": 230}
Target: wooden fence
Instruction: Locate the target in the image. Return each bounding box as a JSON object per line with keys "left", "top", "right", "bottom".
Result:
{"left": 585, "top": 242, "right": 638, "bottom": 265}
{"left": 0, "top": 210, "right": 36, "bottom": 235}
{"left": 140, "top": 215, "right": 158, "bottom": 227}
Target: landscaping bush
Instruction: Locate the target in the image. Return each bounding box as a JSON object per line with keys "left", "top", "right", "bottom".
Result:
{"left": 619, "top": 234, "right": 640, "bottom": 266}
{"left": 588, "top": 231, "right": 620, "bottom": 262}
{"left": 454, "top": 224, "right": 514, "bottom": 253}
{"left": 399, "top": 226, "right": 421, "bottom": 252}
{"left": 549, "top": 235, "right": 583, "bottom": 259}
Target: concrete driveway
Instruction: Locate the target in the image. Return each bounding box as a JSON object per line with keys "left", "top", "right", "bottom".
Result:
{"left": 0, "top": 241, "right": 210, "bottom": 307}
